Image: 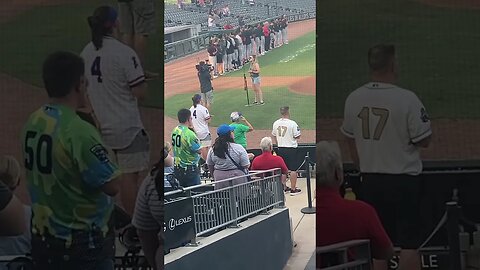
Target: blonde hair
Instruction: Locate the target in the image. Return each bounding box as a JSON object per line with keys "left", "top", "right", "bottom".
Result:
{"left": 0, "top": 155, "right": 21, "bottom": 188}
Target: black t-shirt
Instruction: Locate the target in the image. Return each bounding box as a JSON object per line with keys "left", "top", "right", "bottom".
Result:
{"left": 0, "top": 181, "right": 12, "bottom": 211}
{"left": 244, "top": 30, "right": 252, "bottom": 45}
{"left": 207, "top": 44, "right": 217, "bottom": 56}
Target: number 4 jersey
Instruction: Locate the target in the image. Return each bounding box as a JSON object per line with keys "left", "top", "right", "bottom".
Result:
{"left": 341, "top": 82, "right": 432, "bottom": 175}
{"left": 80, "top": 36, "right": 145, "bottom": 150}
{"left": 21, "top": 104, "right": 120, "bottom": 244}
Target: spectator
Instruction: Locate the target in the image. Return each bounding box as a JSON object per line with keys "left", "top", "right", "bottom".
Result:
{"left": 263, "top": 21, "right": 271, "bottom": 52}
{"left": 224, "top": 5, "right": 231, "bottom": 16}
{"left": 341, "top": 44, "right": 432, "bottom": 270}
{"left": 190, "top": 94, "right": 212, "bottom": 161}
{"left": 316, "top": 141, "right": 394, "bottom": 267}
{"left": 132, "top": 157, "right": 164, "bottom": 270}
{"left": 272, "top": 106, "right": 301, "bottom": 195}
{"left": 0, "top": 181, "right": 24, "bottom": 237}
{"left": 238, "top": 16, "right": 245, "bottom": 27}
{"left": 251, "top": 137, "right": 290, "bottom": 191}
{"left": 206, "top": 125, "right": 250, "bottom": 190}
{"left": 208, "top": 14, "right": 215, "bottom": 30}
{"left": 23, "top": 51, "right": 121, "bottom": 269}
{"left": 164, "top": 143, "right": 176, "bottom": 192}
{"left": 177, "top": 0, "right": 184, "bottom": 9}
{"left": 172, "top": 109, "right": 202, "bottom": 187}
{"left": 229, "top": 111, "right": 254, "bottom": 149}
{"left": 0, "top": 156, "right": 31, "bottom": 268}
{"left": 249, "top": 0, "right": 255, "bottom": 7}
{"left": 207, "top": 38, "right": 218, "bottom": 77}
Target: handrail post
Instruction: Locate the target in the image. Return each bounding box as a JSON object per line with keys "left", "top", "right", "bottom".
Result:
{"left": 301, "top": 153, "right": 316, "bottom": 214}
{"left": 446, "top": 201, "right": 462, "bottom": 270}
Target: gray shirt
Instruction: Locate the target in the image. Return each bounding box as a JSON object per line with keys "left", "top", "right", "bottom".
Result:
{"left": 206, "top": 143, "right": 250, "bottom": 171}
{"left": 0, "top": 205, "right": 31, "bottom": 270}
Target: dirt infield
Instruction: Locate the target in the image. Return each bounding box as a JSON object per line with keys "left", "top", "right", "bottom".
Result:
{"left": 165, "top": 19, "right": 316, "bottom": 145}
{"left": 418, "top": 0, "right": 480, "bottom": 9}
{"left": 0, "top": 1, "right": 161, "bottom": 203}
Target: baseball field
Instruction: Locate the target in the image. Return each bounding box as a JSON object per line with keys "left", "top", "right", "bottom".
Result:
{"left": 0, "top": 0, "right": 162, "bottom": 203}
{"left": 317, "top": 0, "right": 480, "bottom": 160}
{"left": 164, "top": 20, "right": 316, "bottom": 146}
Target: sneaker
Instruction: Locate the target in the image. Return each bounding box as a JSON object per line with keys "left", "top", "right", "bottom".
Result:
{"left": 213, "top": 75, "right": 218, "bottom": 79}
{"left": 259, "top": 101, "right": 265, "bottom": 105}
{"left": 284, "top": 187, "right": 292, "bottom": 193}
{"left": 252, "top": 101, "right": 259, "bottom": 105}
{"left": 290, "top": 188, "right": 302, "bottom": 196}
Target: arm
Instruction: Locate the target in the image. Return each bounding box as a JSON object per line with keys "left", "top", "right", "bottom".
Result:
{"left": 346, "top": 137, "right": 360, "bottom": 170}
{"left": 408, "top": 95, "right": 432, "bottom": 148}
{"left": 137, "top": 229, "right": 160, "bottom": 269}
{"left": 131, "top": 82, "right": 148, "bottom": 102}
{"left": 241, "top": 117, "right": 254, "bottom": 131}
{"left": 0, "top": 186, "right": 25, "bottom": 236}
{"left": 272, "top": 136, "right": 278, "bottom": 146}
{"left": 414, "top": 134, "right": 432, "bottom": 148}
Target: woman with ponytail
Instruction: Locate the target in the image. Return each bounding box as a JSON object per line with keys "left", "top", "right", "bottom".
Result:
{"left": 81, "top": 6, "right": 150, "bottom": 218}
{"left": 206, "top": 124, "right": 250, "bottom": 190}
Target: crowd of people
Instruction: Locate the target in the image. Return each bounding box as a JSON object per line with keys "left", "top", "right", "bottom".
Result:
{"left": 317, "top": 44, "right": 432, "bottom": 270}
{"left": 0, "top": 3, "right": 165, "bottom": 270}
{"left": 167, "top": 100, "right": 302, "bottom": 196}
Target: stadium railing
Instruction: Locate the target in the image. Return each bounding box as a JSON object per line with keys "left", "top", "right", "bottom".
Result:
{"left": 316, "top": 240, "right": 373, "bottom": 270}
{"left": 164, "top": 169, "right": 285, "bottom": 252}
{"left": 164, "top": 11, "right": 316, "bottom": 62}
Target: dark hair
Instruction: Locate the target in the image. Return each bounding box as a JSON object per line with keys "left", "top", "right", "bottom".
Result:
{"left": 213, "top": 133, "right": 234, "bottom": 159}
{"left": 192, "top": 95, "right": 201, "bottom": 108}
{"left": 88, "top": 6, "right": 117, "bottom": 50}
{"left": 368, "top": 44, "right": 395, "bottom": 72}
{"left": 280, "top": 106, "right": 289, "bottom": 116}
{"left": 42, "top": 51, "right": 85, "bottom": 98}
{"left": 177, "top": 108, "right": 191, "bottom": 123}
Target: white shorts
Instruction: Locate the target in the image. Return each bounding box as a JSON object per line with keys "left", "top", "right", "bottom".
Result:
{"left": 112, "top": 130, "right": 150, "bottom": 173}
{"left": 200, "top": 133, "right": 212, "bottom": 148}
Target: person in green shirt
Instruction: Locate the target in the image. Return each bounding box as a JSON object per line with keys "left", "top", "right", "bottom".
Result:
{"left": 172, "top": 109, "right": 202, "bottom": 187}
{"left": 229, "top": 111, "right": 254, "bottom": 149}
{"left": 22, "top": 51, "right": 121, "bottom": 270}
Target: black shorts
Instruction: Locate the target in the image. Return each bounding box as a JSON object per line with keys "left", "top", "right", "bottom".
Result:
{"left": 359, "top": 173, "right": 422, "bottom": 249}
{"left": 276, "top": 147, "right": 304, "bottom": 171}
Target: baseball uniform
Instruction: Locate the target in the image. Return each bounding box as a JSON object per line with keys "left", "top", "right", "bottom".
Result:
{"left": 22, "top": 104, "right": 120, "bottom": 266}
{"left": 341, "top": 82, "right": 432, "bottom": 249}
{"left": 190, "top": 104, "right": 211, "bottom": 146}
{"left": 81, "top": 36, "right": 149, "bottom": 173}
{"left": 272, "top": 118, "right": 302, "bottom": 170}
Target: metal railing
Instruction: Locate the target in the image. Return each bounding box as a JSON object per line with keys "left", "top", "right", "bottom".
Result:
{"left": 317, "top": 240, "right": 372, "bottom": 270}
{"left": 164, "top": 169, "right": 285, "bottom": 247}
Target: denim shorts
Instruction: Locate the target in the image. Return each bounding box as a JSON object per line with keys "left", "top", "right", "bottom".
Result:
{"left": 251, "top": 76, "right": 261, "bottom": 85}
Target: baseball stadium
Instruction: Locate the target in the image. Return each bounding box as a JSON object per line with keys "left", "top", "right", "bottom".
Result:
{"left": 164, "top": 0, "right": 315, "bottom": 269}
{"left": 0, "top": 0, "right": 162, "bottom": 269}
{"left": 317, "top": 0, "right": 480, "bottom": 269}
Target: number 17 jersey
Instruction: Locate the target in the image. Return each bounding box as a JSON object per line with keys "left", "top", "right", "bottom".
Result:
{"left": 81, "top": 37, "right": 146, "bottom": 149}
{"left": 341, "top": 82, "right": 432, "bottom": 175}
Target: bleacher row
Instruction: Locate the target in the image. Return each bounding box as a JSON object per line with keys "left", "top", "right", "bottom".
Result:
{"left": 164, "top": 0, "right": 316, "bottom": 30}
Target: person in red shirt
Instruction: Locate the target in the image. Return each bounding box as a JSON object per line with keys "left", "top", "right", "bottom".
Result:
{"left": 250, "top": 137, "right": 292, "bottom": 192}
{"left": 262, "top": 22, "right": 271, "bottom": 52}
{"left": 316, "top": 141, "right": 393, "bottom": 269}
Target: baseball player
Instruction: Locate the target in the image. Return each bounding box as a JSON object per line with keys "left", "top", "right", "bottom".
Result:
{"left": 190, "top": 94, "right": 211, "bottom": 161}
{"left": 341, "top": 44, "right": 432, "bottom": 270}
{"left": 80, "top": 6, "right": 149, "bottom": 217}
{"left": 172, "top": 109, "right": 202, "bottom": 187}
{"left": 117, "top": 0, "right": 158, "bottom": 79}
{"left": 22, "top": 51, "right": 121, "bottom": 269}
{"left": 272, "top": 106, "right": 302, "bottom": 195}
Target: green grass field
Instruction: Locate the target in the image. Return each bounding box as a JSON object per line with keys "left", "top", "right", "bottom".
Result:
{"left": 318, "top": 0, "right": 480, "bottom": 118}
{"left": 0, "top": 0, "right": 162, "bottom": 108}
{"left": 227, "top": 31, "right": 315, "bottom": 77}
{"left": 165, "top": 87, "right": 315, "bottom": 129}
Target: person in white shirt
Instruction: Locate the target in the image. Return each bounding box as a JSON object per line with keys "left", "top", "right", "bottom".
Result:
{"left": 272, "top": 106, "right": 302, "bottom": 195}
{"left": 190, "top": 94, "right": 212, "bottom": 161}
{"left": 81, "top": 6, "right": 149, "bottom": 217}
{"left": 341, "top": 44, "right": 432, "bottom": 270}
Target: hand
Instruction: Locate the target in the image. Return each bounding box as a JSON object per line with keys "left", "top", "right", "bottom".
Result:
{"left": 240, "top": 116, "right": 246, "bottom": 121}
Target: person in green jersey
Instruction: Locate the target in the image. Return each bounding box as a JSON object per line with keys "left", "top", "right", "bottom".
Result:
{"left": 172, "top": 109, "right": 202, "bottom": 187}
{"left": 229, "top": 111, "right": 254, "bottom": 149}
{"left": 21, "top": 51, "right": 121, "bottom": 270}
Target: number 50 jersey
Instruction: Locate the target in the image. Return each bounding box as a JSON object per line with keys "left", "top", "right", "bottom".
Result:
{"left": 341, "top": 82, "right": 432, "bottom": 175}
{"left": 81, "top": 37, "right": 145, "bottom": 150}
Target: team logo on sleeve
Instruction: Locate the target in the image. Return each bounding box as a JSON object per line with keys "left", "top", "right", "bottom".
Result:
{"left": 420, "top": 108, "right": 430, "bottom": 123}
{"left": 90, "top": 144, "right": 110, "bottom": 163}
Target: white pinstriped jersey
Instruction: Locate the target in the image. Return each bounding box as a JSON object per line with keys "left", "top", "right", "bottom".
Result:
{"left": 190, "top": 104, "right": 211, "bottom": 140}
{"left": 81, "top": 37, "right": 145, "bottom": 149}
{"left": 341, "top": 82, "right": 432, "bottom": 175}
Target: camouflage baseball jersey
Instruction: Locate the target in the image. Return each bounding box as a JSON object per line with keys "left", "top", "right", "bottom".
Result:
{"left": 171, "top": 125, "right": 201, "bottom": 168}
{"left": 21, "top": 104, "right": 120, "bottom": 248}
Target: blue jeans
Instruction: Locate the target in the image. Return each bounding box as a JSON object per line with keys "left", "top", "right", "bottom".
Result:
{"left": 174, "top": 166, "right": 201, "bottom": 187}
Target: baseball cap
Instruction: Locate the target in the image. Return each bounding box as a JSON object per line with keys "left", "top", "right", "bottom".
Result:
{"left": 230, "top": 111, "right": 242, "bottom": 121}
{"left": 192, "top": 94, "right": 202, "bottom": 102}
{"left": 217, "top": 124, "right": 235, "bottom": 136}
